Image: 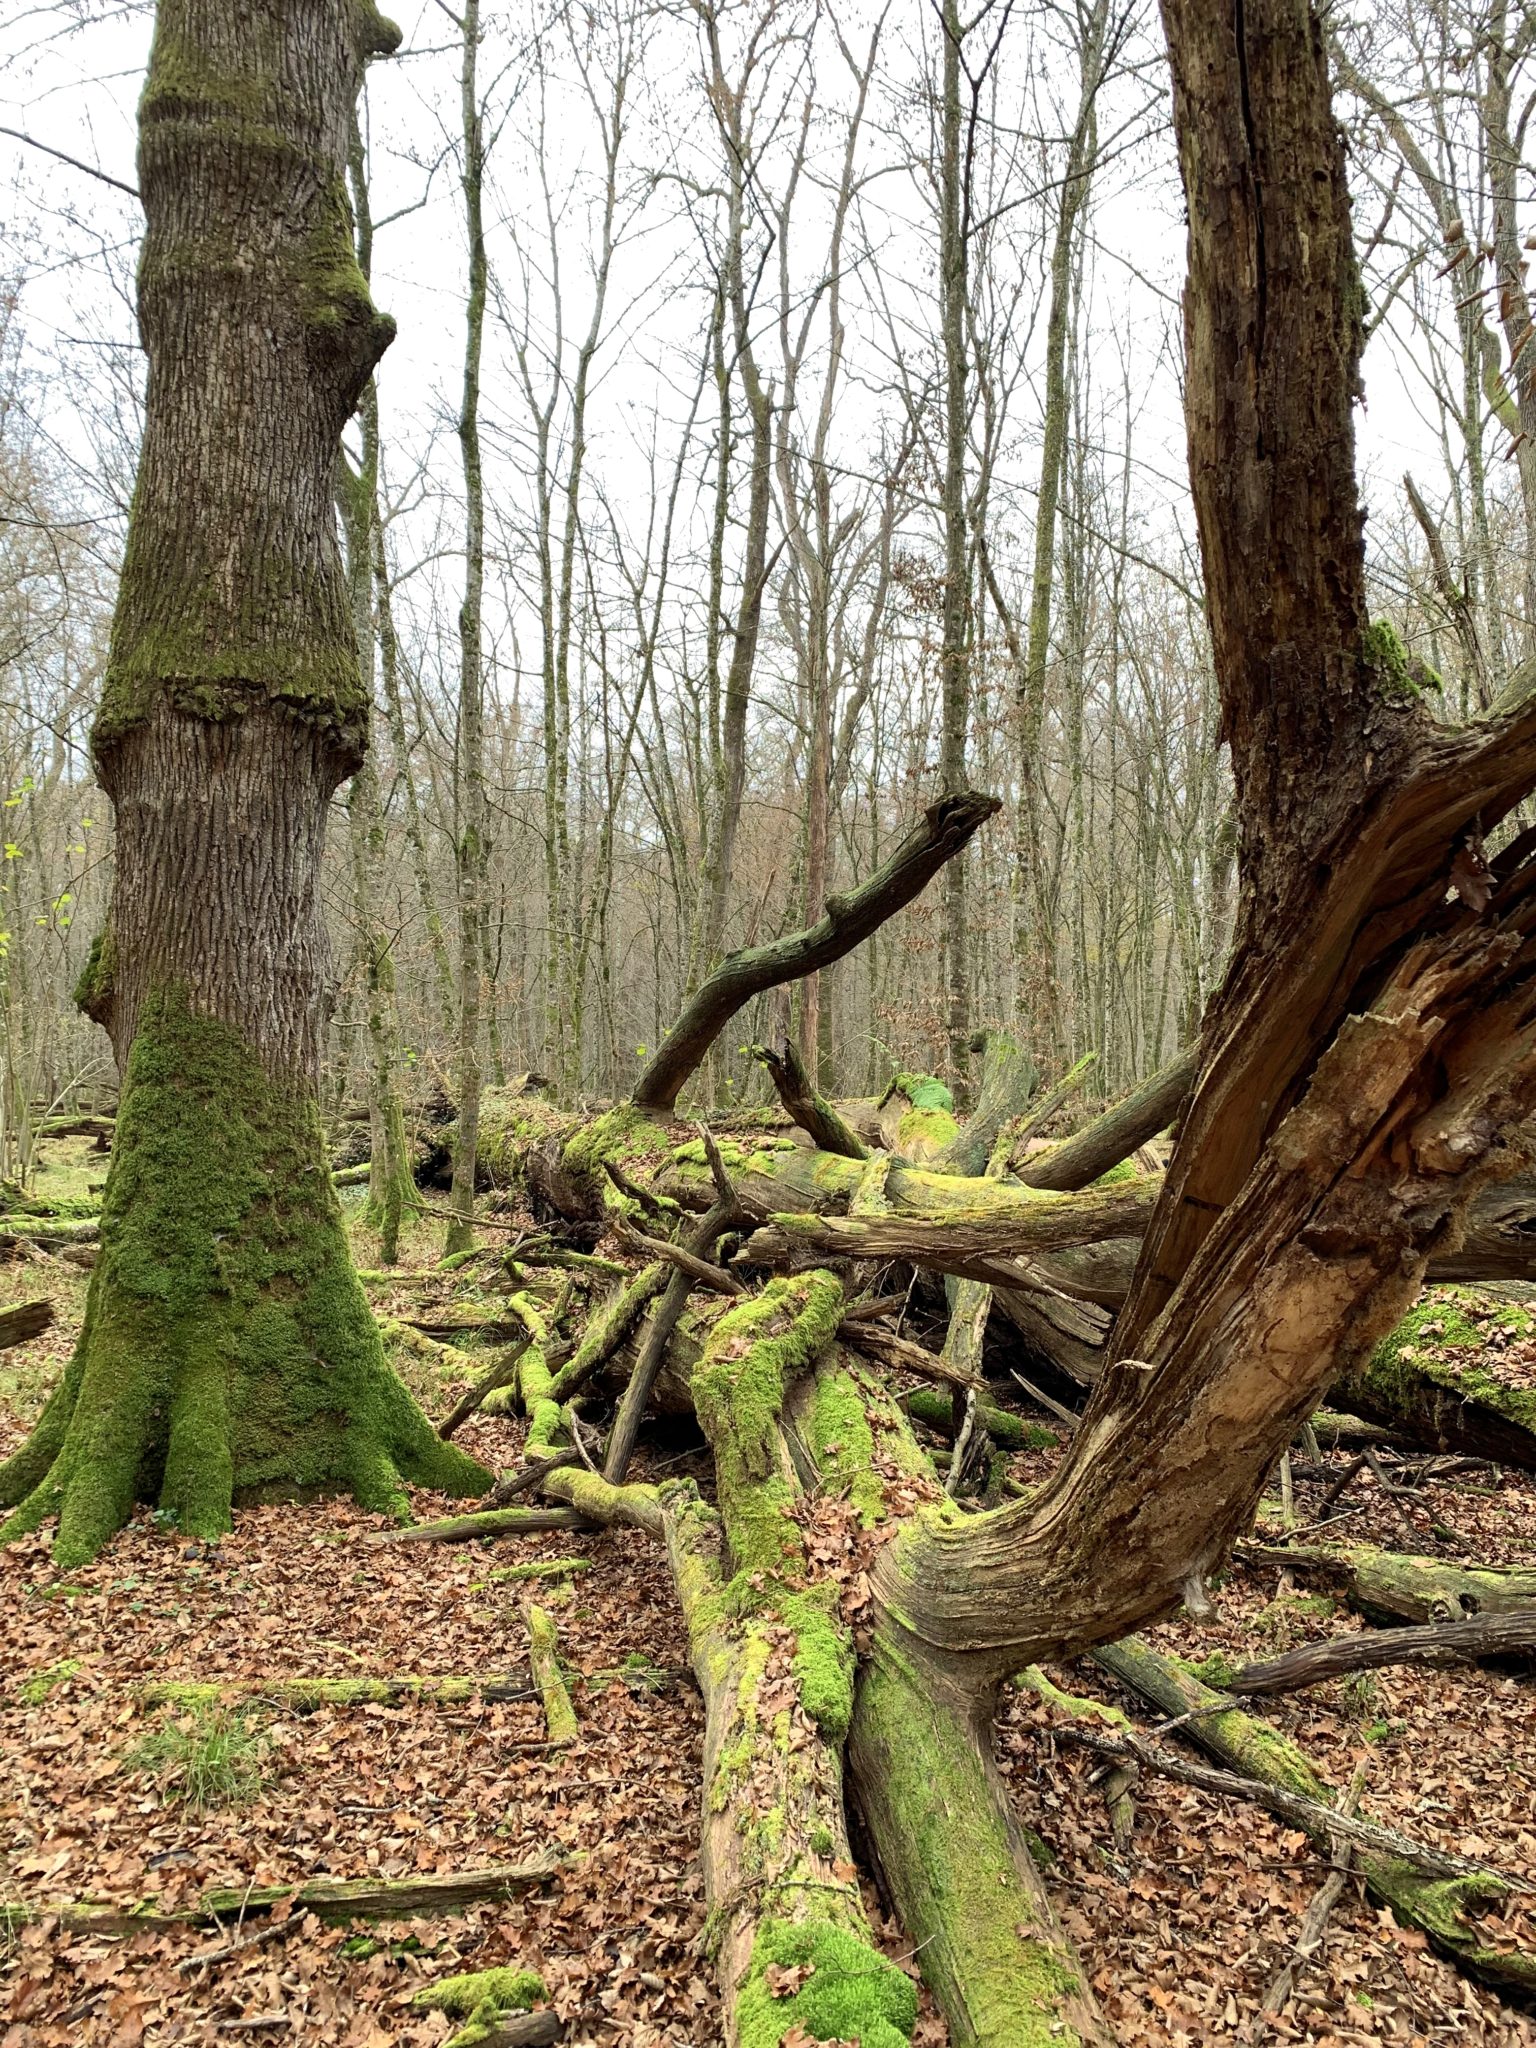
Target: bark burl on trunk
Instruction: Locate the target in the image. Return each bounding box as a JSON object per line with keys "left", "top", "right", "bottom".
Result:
{"left": 0, "top": 0, "right": 489, "bottom": 1565}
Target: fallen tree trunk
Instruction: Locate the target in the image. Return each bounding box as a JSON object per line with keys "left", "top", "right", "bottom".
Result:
{"left": 0, "top": 1299, "right": 53, "bottom": 1348}
{"left": 524, "top": 1282, "right": 1107, "bottom": 2046}
{"left": 366, "top": 1506, "right": 587, "bottom": 1546}
{"left": 631, "top": 790, "right": 1000, "bottom": 1115}
{"left": 0, "top": 1856, "right": 564, "bottom": 1937}
{"left": 1227, "top": 1607, "right": 1536, "bottom": 1695}
{"left": 134, "top": 1673, "right": 537, "bottom": 1710}
{"left": 1331, "top": 1286, "right": 1536, "bottom": 1469}
{"left": 1091, "top": 1637, "right": 1536, "bottom": 2000}
{"left": 1240, "top": 1541, "right": 1536, "bottom": 1623}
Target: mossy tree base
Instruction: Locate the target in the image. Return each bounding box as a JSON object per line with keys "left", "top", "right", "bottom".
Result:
{"left": 0, "top": 994, "right": 488, "bottom": 1566}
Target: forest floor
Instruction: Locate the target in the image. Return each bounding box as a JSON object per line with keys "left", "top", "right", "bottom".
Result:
{"left": 3, "top": 1140, "right": 1536, "bottom": 2046}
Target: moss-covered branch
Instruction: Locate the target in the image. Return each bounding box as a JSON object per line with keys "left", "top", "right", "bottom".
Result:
{"left": 1092, "top": 1636, "right": 1536, "bottom": 2000}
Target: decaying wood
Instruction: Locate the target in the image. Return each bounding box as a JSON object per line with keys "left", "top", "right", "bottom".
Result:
{"left": 1092, "top": 1637, "right": 1536, "bottom": 1998}
{"left": 0, "top": 1855, "right": 565, "bottom": 1937}
{"left": 1228, "top": 1608, "right": 1536, "bottom": 1695}
{"left": 135, "top": 1673, "right": 537, "bottom": 1710}
{"left": 366, "top": 1506, "right": 587, "bottom": 1546}
{"left": 0, "top": 1298, "right": 53, "bottom": 1348}
{"left": 738, "top": 1175, "right": 1160, "bottom": 1280}
{"left": 630, "top": 790, "right": 1000, "bottom": 1114}
{"left": 524, "top": 1603, "right": 578, "bottom": 1746}
{"left": 749, "top": 1039, "right": 869, "bottom": 1159}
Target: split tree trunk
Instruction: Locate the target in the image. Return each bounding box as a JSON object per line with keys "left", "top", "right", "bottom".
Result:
{"left": 0, "top": 0, "right": 488, "bottom": 1564}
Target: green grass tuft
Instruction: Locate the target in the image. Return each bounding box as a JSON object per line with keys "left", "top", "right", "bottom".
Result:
{"left": 125, "top": 1701, "right": 269, "bottom": 1811}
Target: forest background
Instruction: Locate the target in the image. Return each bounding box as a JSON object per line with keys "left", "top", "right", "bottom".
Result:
{"left": 1, "top": 0, "right": 1528, "bottom": 1154}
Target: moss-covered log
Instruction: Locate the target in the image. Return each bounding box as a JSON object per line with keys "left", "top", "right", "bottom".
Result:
{"left": 905, "top": 1385, "right": 1057, "bottom": 1451}
{"left": 524, "top": 1602, "right": 578, "bottom": 1746}
{"left": 411, "top": 1968, "right": 556, "bottom": 2048}
{"left": 1332, "top": 1286, "right": 1536, "bottom": 1468}
{"left": 133, "top": 1672, "right": 536, "bottom": 1711}
{"left": 1240, "top": 1540, "right": 1536, "bottom": 1623}
{"left": 366, "top": 1505, "right": 587, "bottom": 1546}
{"left": 0, "top": 1856, "right": 564, "bottom": 1938}
{"left": 1092, "top": 1637, "right": 1536, "bottom": 2001}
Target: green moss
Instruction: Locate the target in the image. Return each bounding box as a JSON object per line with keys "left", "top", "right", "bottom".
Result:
{"left": 1364, "top": 1287, "right": 1536, "bottom": 1434}
{"left": 1092, "top": 1158, "right": 1137, "bottom": 1186}
{"left": 1365, "top": 619, "right": 1441, "bottom": 701}
{"left": 18, "top": 1657, "right": 80, "bottom": 1706}
{"left": 808, "top": 1825, "right": 835, "bottom": 1858}
{"left": 807, "top": 1368, "right": 889, "bottom": 1526}
{"left": 735, "top": 1918, "right": 917, "bottom": 2048}
{"left": 73, "top": 929, "right": 116, "bottom": 1019}
{"left": 886, "top": 1074, "right": 954, "bottom": 1114}
{"left": 0, "top": 989, "right": 488, "bottom": 1565}
{"left": 781, "top": 1589, "right": 854, "bottom": 1741}
{"left": 1188, "top": 1651, "right": 1238, "bottom": 1690}
{"left": 411, "top": 1967, "right": 547, "bottom": 2048}
{"left": 691, "top": 1272, "right": 844, "bottom": 1576}
{"left": 856, "top": 1642, "right": 1088, "bottom": 2044}
{"left": 561, "top": 1106, "right": 670, "bottom": 1185}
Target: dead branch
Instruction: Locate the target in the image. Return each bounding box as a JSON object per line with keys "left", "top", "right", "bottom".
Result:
{"left": 630, "top": 790, "right": 1000, "bottom": 1113}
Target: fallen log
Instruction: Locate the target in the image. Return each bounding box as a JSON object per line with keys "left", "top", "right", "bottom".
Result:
{"left": 525, "top": 1603, "right": 578, "bottom": 1747}
{"left": 1239, "top": 1540, "right": 1536, "bottom": 1623}
{"left": 0, "top": 1855, "right": 565, "bottom": 1937}
{"left": 366, "top": 1507, "right": 587, "bottom": 1546}
{"left": 135, "top": 1673, "right": 537, "bottom": 1710}
{"left": 631, "top": 789, "right": 1000, "bottom": 1115}
{"left": 1332, "top": 1286, "right": 1536, "bottom": 1469}
{"left": 411, "top": 1969, "right": 558, "bottom": 2048}
{"left": 1227, "top": 1608, "right": 1536, "bottom": 1695}
{"left": 528, "top": 1282, "right": 1106, "bottom": 2047}
{"left": 737, "top": 1176, "right": 1161, "bottom": 1279}
{"left": 1092, "top": 1636, "right": 1536, "bottom": 2001}
{"left": 0, "top": 1298, "right": 52, "bottom": 1348}
{"left": 905, "top": 1385, "right": 1057, "bottom": 1451}
{"left": 0, "top": 1217, "right": 100, "bottom": 1250}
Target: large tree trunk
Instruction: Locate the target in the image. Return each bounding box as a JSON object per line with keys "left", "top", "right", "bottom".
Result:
{"left": 0, "top": 0, "right": 488, "bottom": 1565}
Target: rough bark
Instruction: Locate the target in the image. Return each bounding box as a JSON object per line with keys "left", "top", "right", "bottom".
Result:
{"left": 0, "top": 1298, "right": 52, "bottom": 1348}
{"left": 0, "top": 0, "right": 488, "bottom": 1565}
{"left": 1227, "top": 1608, "right": 1536, "bottom": 1695}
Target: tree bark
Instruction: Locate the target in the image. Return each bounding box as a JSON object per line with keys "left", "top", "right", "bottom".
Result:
{"left": 0, "top": 0, "right": 488, "bottom": 1566}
